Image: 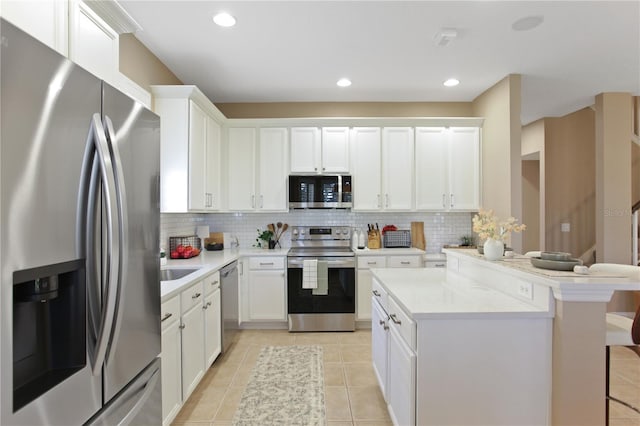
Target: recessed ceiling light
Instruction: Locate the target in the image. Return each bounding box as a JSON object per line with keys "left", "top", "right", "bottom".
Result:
{"left": 337, "top": 78, "right": 352, "bottom": 87}
{"left": 512, "top": 15, "right": 544, "bottom": 31}
{"left": 213, "top": 12, "right": 236, "bottom": 27}
{"left": 443, "top": 78, "right": 459, "bottom": 87}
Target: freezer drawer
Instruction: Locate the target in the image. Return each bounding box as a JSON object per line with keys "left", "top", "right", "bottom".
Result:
{"left": 85, "top": 357, "right": 162, "bottom": 426}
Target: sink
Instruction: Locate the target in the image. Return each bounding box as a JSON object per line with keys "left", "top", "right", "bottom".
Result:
{"left": 160, "top": 268, "right": 200, "bottom": 281}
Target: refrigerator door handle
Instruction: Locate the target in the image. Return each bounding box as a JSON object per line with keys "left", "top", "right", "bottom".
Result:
{"left": 102, "top": 115, "right": 129, "bottom": 364}
{"left": 80, "top": 113, "right": 121, "bottom": 376}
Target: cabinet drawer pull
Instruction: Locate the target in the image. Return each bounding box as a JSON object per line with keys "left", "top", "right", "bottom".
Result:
{"left": 367, "top": 261, "right": 378, "bottom": 265}
{"left": 161, "top": 313, "right": 173, "bottom": 322}
{"left": 379, "top": 320, "right": 389, "bottom": 330}
{"left": 211, "top": 280, "right": 219, "bottom": 285}
{"left": 400, "top": 261, "right": 411, "bottom": 265}
{"left": 207, "top": 301, "right": 212, "bottom": 307}
{"left": 372, "top": 290, "right": 381, "bottom": 297}
{"left": 192, "top": 292, "right": 201, "bottom": 300}
{"left": 435, "top": 263, "right": 445, "bottom": 268}
{"left": 179, "top": 323, "right": 185, "bottom": 330}
{"left": 260, "top": 262, "right": 275, "bottom": 266}
{"left": 389, "top": 314, "right": 402, "bottom": 325}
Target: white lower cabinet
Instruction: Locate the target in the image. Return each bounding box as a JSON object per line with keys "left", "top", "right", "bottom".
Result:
{"left": 203, "top": 272, "right": 221, "bottom": 368}
{"left": 357, "top": 254, "right": 421, "bottom": 321}
{"left": 245, "top": 256, "right": 286, "bottom": 321}
{"left": 387, "top": 307, "right": 417, "bottom": 426}
{"left": 371, "top": 297, "right": 389, "bottom": 398}
{"left": 160, "top": 271, "right": 222, "bottom": 426}
{"left": 180, "top": 283, "right": 205, "bottom": 401}
{"left": 161, "top": 295, "right": 181, "bottom": 426}
{"left": 371, "top": 277, "right": 417, "bottom": 425}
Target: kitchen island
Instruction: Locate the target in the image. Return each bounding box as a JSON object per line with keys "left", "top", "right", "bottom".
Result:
{"left": 371, "top": 248, "right": 640, "bottom": 426}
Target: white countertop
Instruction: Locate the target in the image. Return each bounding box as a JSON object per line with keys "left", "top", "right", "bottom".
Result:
{"left": 353, "top": 247, "right": 425, "bottom": 256}
{"left": 444, "top": 248, "right": 640, "bottom": 301}
{"left": 371, "top": 268, "right": 552, "bottom": 320}
{"left": 160, "top": 248, "right": 289, "bottom": 301}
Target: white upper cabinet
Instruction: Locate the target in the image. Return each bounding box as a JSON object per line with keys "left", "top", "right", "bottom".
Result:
{"left": 290, "top": 127, "right": 349, "bottom": 174}
{"left": 152, "top": 85, "right": 225, "bottom": 213}
{"left": 351, "top": 127, "right": 382, "bottom": 210}
{"left": 227, "top": 128, "right": 257, "bottom": 211}
{"left": 321, "top": 127, "right": 350, "bottom": 173}
{"left": 258, "top": 128, "right": 289, "bottom": 211}
{"left": 415, "top": 127, "right": 480, "bottom": 211}
{"left": 227, "top": 127, "right": 288, "bottom": 212}
{"left": 382, "top": 127, "right": 414, "bottom": 211}
{"left": 69, "top": 1, "right": 119, "bottom": 84}
{"left": 0, "top": 0, "right": 68, "bottom": 55}
{"left": 290, "top": 127, "right": 320, "bottom": 173}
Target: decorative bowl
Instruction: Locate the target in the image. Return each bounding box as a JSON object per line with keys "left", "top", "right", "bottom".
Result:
{"left": 540, "top": 251, "right": 571, "bottom": 261}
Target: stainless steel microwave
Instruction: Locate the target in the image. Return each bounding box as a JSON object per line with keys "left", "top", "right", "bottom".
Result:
{"left": 289, "top": 175, "right": 352, "bottom": 209}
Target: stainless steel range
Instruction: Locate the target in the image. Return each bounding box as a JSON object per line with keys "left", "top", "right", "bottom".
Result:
{"left": 287, "top": 226, "right": 356, "bottom": 332}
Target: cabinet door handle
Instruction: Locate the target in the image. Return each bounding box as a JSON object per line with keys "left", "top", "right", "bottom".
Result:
{"left": 385, "top": 194, "right": 389, "bottom": 207}
{"left": 389, "top": 313, "right": 402, "bottom": 325}
{"left": 179, "top": 323, "right": 185, "bottom": 330}
{"left": 260, "top": 262, "right": 274, "bottom": 266}
{"left": 202, "top": 305, "right": 207, "bottom": 310}
{"left": 260, "top": 195, "right": 264, "bottom": 208}
{"left": 207, "top": 301, "right": 212, "bottom": 307}
{"left": 450, "top": 193, "right": 454, "bottom": 208}
{"left": 377, "top": 194, "right": 381, "bottom": 208}
{"left": 211, "top": 280, "right": 219, "bottom": 285}
{"left": 161, "top": 313, "right": 173, "bottom": 322}
{"left": 372, "top": 290, "right": 381, "bottom": 297}
{"left": 442, "top": 194, "right": 446, "bottom": 208}
{"left": 379, "top": 319, "right": 389, "bottom": 330}
{"left": 251, "top": 195, "right": 255, "bottom": 208}
{"left": 435, "top": 263, "right": 445, "bottom": 268}
{"left": 400, "top": 261, "right": 411, "bottom": 265}
{"left": 192, "top": 292, "right": 201, "bottom": 300}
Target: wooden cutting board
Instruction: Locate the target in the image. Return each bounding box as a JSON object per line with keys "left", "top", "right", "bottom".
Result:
{"left": 205, "top": 232, "right": 224, "bottom": 245}
{"left": 411, "top": 222, "right": 425, "bottom": 250}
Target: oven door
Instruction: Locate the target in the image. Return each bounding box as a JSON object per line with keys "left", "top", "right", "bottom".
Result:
{"left": 287, "top": 257, "right": 355, "bottom": 314}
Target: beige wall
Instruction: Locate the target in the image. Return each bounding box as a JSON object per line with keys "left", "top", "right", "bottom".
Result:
{"left": 471, "top": 75, "right": 523, "bottom": 252}
{"left": 522, "top": 119, "right": 545, "bottom": 250}
{"left": 544, "top": 108, "right": 595, "bottom": 258}
{"left": 216, "top": 102, "right": 473, "bottom": 118}
{"left": 119, "top": 34, "right": 182, "bottom": 91}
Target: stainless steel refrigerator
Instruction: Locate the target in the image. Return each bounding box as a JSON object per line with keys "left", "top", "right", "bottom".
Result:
{"left": 0, "top": 19, "right": 162, "bottom": 425}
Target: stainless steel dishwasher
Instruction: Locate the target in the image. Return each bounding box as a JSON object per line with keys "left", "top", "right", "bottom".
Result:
{"left": 220, "top": 261, "right": 239, "bottom": 353}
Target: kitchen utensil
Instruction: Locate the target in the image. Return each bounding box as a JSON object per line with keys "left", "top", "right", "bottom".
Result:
{"left": 540, "top": 251, "right": 571, "bottom": 261}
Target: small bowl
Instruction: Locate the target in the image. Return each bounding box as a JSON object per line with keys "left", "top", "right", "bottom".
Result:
{"left": 540, "top": 251, "right": 571, "bottom": 261}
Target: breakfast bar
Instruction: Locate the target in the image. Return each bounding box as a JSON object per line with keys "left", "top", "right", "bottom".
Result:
{"left": 371, "top": 248, "right": 640, "bottom": 426}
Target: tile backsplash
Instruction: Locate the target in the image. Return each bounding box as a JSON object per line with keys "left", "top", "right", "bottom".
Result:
{"left": 161, "top": 210, "right": 473, "bottom": 254}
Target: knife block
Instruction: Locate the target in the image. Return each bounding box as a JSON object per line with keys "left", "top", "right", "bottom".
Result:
{"left": 367, "top": 230, "right": 381, "bottom": 249}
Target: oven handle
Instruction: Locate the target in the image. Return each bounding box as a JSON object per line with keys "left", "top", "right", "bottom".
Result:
{"left": 287, "top": 258, "right": 356, "bottom": 268}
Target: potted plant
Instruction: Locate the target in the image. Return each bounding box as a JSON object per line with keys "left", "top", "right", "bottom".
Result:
{"left": 254, "top": 229, "right": 274, "bottom": 249}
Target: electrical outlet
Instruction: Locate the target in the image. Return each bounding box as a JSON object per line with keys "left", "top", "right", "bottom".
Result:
{"left": 518, "top": 282, "right": 534, "bottom": 300}
{"left": 561, "top": 223, "right": 571, "bottom": 233}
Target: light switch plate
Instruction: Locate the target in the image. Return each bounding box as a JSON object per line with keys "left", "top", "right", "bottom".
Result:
{"left": 561, "top": 223, "right": 570, "bottom": 233}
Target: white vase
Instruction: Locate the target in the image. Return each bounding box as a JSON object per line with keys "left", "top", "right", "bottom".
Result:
{"left": 483, "top": 238, "right": 504, "bottom": 261}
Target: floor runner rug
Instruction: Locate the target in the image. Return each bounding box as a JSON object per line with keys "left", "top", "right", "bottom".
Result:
{"left": 231, "top": 345, "right": 325, "bottom": 426}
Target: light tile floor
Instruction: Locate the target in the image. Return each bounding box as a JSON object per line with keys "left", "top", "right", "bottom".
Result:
{"left": 172, "top": 329, "right": 640, "bottom": 426}
{"left": 172, "top": 329, "right": 391, "bottom": 426}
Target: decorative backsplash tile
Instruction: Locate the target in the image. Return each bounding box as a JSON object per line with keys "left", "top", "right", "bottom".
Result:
{"left": 160, "top": 211, "right": 473, "bottom": 254}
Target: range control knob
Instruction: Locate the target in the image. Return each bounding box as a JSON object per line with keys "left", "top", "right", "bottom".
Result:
{"left": 293, "top": 229, "right": 299, "bottom": 235}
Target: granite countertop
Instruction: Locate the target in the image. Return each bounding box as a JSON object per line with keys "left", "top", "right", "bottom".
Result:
{"left": 370, "top": 267, "right": 552, "bottom": 320}
{"left": 160, "top": 248, "right": 289, "bottom": 301}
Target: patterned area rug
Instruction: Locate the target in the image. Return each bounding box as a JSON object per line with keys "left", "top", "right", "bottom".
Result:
{"left": 232, "top": 345, "right": 326, "bottom": 426}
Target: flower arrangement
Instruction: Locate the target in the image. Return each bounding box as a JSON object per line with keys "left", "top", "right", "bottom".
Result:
{"left": 472, "top": 208, "right": 526, "bottom": 242}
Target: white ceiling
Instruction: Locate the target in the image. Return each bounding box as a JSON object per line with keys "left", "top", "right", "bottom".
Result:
{"left": 120, "top": 1, "right": 640, "bottom": 124}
